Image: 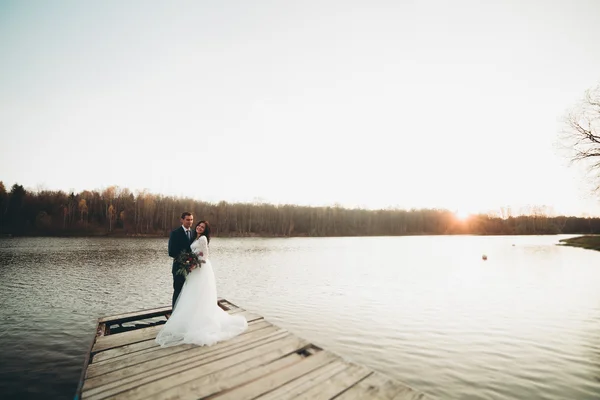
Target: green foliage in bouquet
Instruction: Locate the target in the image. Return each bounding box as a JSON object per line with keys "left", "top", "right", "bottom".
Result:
{"left": 175, "top": 250, "right": 200, "bottom": 278}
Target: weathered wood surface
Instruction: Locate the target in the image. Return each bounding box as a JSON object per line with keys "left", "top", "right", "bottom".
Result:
{"left": 97, "top": 306, "right": 171, "bottom": 325}
{"left": 76, "top": 299, "right": 428, "bottom": 400}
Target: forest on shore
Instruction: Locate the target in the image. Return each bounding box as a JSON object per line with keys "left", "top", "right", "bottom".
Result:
{"left": 1, "top": 181, "right": 600, "bottom": 237}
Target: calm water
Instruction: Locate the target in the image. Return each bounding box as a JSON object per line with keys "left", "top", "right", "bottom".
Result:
{"left": 1, "top": 235, "right": 600, "bottom": 399}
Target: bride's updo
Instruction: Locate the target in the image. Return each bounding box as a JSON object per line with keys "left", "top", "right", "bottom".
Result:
{"left": 196, "top": 220, "right": 211, "bottom": 244}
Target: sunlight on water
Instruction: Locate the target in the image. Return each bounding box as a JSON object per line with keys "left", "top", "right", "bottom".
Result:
{"left": 1, "top": 235, "right": 600, "bottom": 399}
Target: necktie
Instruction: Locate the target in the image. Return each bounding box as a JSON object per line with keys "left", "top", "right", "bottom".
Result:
{"left": 186, "top": 230, "right": 191, "bottom": 240}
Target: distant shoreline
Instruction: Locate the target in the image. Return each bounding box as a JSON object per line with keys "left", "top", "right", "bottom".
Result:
{"left": 558, "top": 235, "right": 600, "bottom": 251}
{"left": 0, "top": 232, "right": 292, "bottom": 239}
{"left": 1, "top": 232, "right": 595, "bottom": 239}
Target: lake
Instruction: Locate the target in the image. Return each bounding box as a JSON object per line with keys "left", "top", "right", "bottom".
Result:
{"left": 0, "top": 235, "right": 599, "bottom": 399}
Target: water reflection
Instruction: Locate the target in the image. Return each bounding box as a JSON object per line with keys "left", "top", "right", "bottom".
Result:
{"left": 0, "top": 235, "right": 599, "bottom": 399}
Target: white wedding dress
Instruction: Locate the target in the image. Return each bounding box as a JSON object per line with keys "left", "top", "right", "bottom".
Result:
{"left": 155, "top": 235, "right": 248, "bottom": 347}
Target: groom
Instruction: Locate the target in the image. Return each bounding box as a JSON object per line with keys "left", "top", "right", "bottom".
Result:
{"left": 168, "top": 212, "right": 197, "bottom": 309}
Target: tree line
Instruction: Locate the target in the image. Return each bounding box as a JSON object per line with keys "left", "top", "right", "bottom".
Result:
{"left": 1, "top": 181, "right": 599, "bottom": 237}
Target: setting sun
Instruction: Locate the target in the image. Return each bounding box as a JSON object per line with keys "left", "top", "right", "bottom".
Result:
{"left": 454, "top": 210, "right": 472, "bottom": 221}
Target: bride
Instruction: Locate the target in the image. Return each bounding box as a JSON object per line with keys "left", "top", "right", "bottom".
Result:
{"left": 156, "top": 220, "right": 248, "bottom": 347}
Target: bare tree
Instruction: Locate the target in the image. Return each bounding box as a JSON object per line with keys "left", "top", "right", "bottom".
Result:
{"left": 78, "top": 199, "right": 88, "bottom": 228}
{"left": 562, "top": 84, "right": 600, "bottom": 188}
{"left": 108, "top": 204, "right": 116, "bottom": 232}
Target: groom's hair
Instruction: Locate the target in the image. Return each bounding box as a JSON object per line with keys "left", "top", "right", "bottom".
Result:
{"left": 180, "top": 212, "right": 192, "bottom": 219}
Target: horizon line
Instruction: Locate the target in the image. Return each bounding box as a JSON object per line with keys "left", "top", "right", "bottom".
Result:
{"left": 2, "top": 179, "right": 599, "bottom": 219}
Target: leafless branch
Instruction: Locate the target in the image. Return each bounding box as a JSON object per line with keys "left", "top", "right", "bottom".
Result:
{"left": 559, "top": 84, "right": 600, "bottom": 192}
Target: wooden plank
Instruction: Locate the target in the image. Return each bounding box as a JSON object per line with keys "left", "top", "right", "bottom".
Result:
{"left": 217, "top": 298, "right": 239, "bottom": 310}
{"left": 87, "top": 324, "right": 281, "bottom": 378}
{"left": 88, "top": 323, "right": 277, "bottom": 379}
{"left": 92, "top": 325, "right": 162, "bottom": 353}
{"left": 217, "top": 299, "right": 236, "bottom": 311}
{"left": 334, "top": 371, "right": 424, "bottom": 400}
{"left": 98, "top": 306, "right": 172, "bottom": 324}
{"left": 123, "top": 351, "right": 304, "bottom": 400}
{"left": 83, "top": 334, "right": 309, "bottom": 400}
{"left": 92, "top": 310, "right": 261, "bottom": 353}
{"left": 255, "top": 360, "right": 350, "bottom": 400}
{"left": 91, "top": 319, "right": 270, "bottom": 366}
{"left": 74, "top": 327, "right": 97, "bottom": 400}
{"left": 233, "top": 310, "right": 263, "bottom": 323}
{"left": 210, "top": 349, "right": 338, "bottom": 400}
{"left": 292, "top": 363, "right": 373, "bottom": 400}
{"left": 97, "top": 298, "right": 233, "bottom": 325}
{"left": 83, "top": 330, "right": 293, "bottom": 394}
{"left": 90, "top": 308, "right": 252, "bottom": 363}
{"left": 96, "top": 323, "right": 108, "bottom": 337}
{"left": 91, "top": 338, "right": 160, "bottom": 364}
{"left": 142, "top": 351, "right": 338, "bottom": 400}
{"left": 78, "top": 299, "right": 430, "bottom": 400}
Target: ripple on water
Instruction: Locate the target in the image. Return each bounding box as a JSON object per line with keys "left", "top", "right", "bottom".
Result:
{"left": 1, "top": 235, "right": 600, "bottom": 400}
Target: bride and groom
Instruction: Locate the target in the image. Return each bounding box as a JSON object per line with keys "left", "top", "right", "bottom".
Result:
{"left": 155, "top": 212, "right": 247, "bottom": 347}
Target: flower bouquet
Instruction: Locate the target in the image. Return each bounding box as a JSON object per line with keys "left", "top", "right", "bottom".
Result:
{"left": 175, "top": 250, "right": 201, "bottom": 278}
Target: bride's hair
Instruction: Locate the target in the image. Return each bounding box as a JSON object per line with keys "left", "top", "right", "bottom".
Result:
{"left": 196, "top": 220, "right": 211, "bottom": 244}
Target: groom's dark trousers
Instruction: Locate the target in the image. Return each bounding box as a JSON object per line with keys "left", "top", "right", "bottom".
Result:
{"left": 168, "top": 226, "right": 196, "bottom": 309}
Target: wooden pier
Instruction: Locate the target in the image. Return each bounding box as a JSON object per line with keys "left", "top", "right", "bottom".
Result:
{"left": 75, "top": 299, "right": 428, "bottom": 399}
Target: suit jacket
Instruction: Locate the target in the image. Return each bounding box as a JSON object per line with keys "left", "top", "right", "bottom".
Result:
{"left": 168, "top": 226, "right": 197, "bottom": 274}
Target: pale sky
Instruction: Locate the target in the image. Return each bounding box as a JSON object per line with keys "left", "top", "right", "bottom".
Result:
{"left": 1, "top": 0, "right": 600, "bottom": 216}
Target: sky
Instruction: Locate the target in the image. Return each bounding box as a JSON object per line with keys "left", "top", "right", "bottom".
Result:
{"left": 1, "top": 0, "right": 600, "bottom": 217}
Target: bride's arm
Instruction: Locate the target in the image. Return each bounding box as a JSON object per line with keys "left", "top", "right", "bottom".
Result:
{"left": 198, "top": 236, "right": 209, "bottom": 263}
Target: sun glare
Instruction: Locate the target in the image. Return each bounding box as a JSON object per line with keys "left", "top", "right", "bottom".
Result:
{"left": 454, "top": 210, "right": 471, "bottom": 221}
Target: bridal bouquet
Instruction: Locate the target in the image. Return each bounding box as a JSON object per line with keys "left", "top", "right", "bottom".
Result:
{"left": 175, "top": 251, "right": 201, "bottom": 278}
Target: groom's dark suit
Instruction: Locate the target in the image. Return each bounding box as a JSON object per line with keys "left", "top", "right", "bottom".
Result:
{"left": 168, "top": 226, "right": 197, "bottom": 308}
